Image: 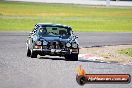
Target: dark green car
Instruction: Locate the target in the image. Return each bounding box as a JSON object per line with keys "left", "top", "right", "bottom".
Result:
{"left": 26, "top": 23, "right": 79, "bottom": 61}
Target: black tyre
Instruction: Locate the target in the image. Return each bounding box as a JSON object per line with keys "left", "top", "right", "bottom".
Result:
{"left": 71, "top": 54, "right": 78, "bottom": 61}
{"left": 27, "top": 48, "right": 31, "bottom": 57}
{"left": 65, "top": 54, "right": 78, "bottom": 61}
{"left": 30, "top": 50, "right": 37, "bottom": 58}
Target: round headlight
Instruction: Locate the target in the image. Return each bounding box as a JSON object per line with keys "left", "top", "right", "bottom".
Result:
{"left": 36, "top": 41, "right": 42, "bottom": 45}
{"left": 72, "top": 43, "right": 78, "bottom": 48}
{"left": 43, "top": 40, "right": 48, "bottom": 45}
{"left": 66, "top": 43, "right": 71, "bottom": 47}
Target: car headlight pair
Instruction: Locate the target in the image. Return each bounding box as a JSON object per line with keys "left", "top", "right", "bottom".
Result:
{"left": 36, "top": 40, "right": 48, "bottom": 46}
{"left": 66, "top": 42, "right": 78, "bottom": 48}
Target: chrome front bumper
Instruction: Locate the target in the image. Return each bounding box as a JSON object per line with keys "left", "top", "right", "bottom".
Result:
{"left": 32, "top": 48, "right": 79, "bottom": 55}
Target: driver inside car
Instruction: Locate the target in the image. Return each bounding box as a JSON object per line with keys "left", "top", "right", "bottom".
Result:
{"left": 39, "top": 28, "right": 48, "bottom": 35}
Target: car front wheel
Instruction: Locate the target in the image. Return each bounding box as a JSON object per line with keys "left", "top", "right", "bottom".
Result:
{"left": 27, "top": 48, "right": 31, "bottom": 57}
{"left": 30, "top": 50, "right": 37, "bottom": 58}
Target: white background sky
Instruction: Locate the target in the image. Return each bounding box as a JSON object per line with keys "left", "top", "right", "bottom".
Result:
{"left": 6, "top": 0, "right": 132, "bottom": 6}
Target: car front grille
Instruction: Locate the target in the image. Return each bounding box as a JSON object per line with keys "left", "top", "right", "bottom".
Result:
{"left": 47, "top": 41, "right": 65, "bottom": 49}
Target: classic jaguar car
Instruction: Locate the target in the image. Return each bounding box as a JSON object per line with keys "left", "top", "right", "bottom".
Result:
{"left": 26, "top": 23, "right": 79, "bottom": 61}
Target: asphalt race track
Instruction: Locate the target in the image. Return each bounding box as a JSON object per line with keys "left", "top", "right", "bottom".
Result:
{"left": 0, "top": 32, "right": 132, "bottom": 88}
{"left": 76, "top": 32, "right": 132, "bottom": 47}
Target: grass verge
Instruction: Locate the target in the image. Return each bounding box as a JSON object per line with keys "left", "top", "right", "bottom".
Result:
{"left": 119, "top": 48, "right": 132, "bottom": 57}
{"left": 0, "top": 1, "right": 132, "bottom": 31}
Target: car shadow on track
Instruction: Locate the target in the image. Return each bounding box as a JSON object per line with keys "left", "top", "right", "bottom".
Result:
{"left": 38, "top": 56, "right": 78, "bottom": 61}
{"left": 37, "top": 56, "right": 115, "bottom": 64}
{"left": 79, "top": 59, "right": 107, "bottom": 63}
{"left": 38, "top": 56, "right": 66, "bottom": 61}
{"left": 78, "top": 59, "right": 119, "bottom": 64}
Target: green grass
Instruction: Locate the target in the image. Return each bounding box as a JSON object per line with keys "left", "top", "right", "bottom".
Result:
{"left": 119, "top": 48, "right": 132, "bottom": 57}
{"left": 0, "top": 1, "right": 132, "bottom": 32}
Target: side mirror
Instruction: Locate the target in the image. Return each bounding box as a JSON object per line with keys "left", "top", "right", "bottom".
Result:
{"left": 28, "top": 35, "right": 31, "bottom": 38}
{"left": 75, "top": 35, "right": 78, "bottom": 38}
{"left": 30, "top": 32, "right": 36, "bottom": 36}
{"left": 30, "top": 32, "right": 33, "bottom": 34}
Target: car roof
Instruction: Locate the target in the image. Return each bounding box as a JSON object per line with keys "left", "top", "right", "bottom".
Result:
{"left": 36, "top": 23, "right": 72, "bottom": 29}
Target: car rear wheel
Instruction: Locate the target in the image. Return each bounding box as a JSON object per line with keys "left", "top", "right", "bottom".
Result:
{"left": 65, "top": 54, "right": 78, "bottom": 61}
{"left": 30, "top": 50, "right": 37, "bottom": 58}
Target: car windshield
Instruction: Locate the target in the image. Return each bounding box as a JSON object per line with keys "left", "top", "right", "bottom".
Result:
{"left": 38, "top": 26, "right": 70, "bottom": 37}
